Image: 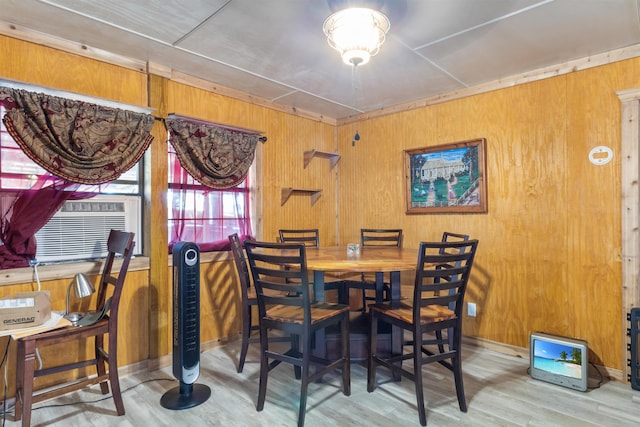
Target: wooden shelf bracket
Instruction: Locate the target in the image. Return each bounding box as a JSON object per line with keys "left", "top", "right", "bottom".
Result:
{"left": 281, "top": 188, "right": 322, "bottom": 206}
{"left": 303, "top": 150, "right": 340, "bottom": 169}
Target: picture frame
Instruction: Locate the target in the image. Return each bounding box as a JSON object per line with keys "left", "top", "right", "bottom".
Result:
{"left": 404, "top": 138, "right": 487, "bottom": 214}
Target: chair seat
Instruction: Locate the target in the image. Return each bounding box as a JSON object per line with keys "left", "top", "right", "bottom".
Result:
{"left": 369, "top": 302, "right": 456, "bottom": 324}
{"left": 266, "top": 303, "right": 349, "bottom": 324}
{"left": 20, "top": 317, "right": 108, "bottom": 348}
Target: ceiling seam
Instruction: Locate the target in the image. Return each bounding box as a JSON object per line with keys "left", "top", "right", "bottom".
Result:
{"left": 394, "top": 37, "right": 468, "bottom": 88}
{"left": 412, "top": 0, "right": 555, "bottom": 50}
{"left": 172, "top": 0, "right": 232, "bottom": 46}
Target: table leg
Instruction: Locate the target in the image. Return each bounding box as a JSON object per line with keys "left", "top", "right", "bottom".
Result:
{"left": 389, "top": 271, "right": 402, "bottom": 381}
{"left": 313, "top": 270, "right": 325, "bottom": 303}
{"left": 313, "top": 270, "right": 327, "bottom": 359}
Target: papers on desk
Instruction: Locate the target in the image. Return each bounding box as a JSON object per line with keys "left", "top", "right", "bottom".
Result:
{"left": 1, "top": 311, "right": 72, "bottom": 339}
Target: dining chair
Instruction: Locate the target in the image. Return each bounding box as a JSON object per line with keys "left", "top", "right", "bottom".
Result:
{"left": 228, "top": 233, "right": 259, "bottom": 373}
{"left": 244, "top": 240, "right": 350, "bottom": 427}
{"left": 15, "top": 230, "right": 135, "bottom": 427}
{"left": 437, "top": 232, "right": 470, "bottom": 351}
{"left": 278, "top": 228, "right": 347, "bottom": 302}
{"left": 278, "top": 229, "right": 319, "bottom": 247}
{"left": 229, "top": 233, "right": 292, "bottom": 373}
{"left": 367, "top": 239, "right": 479, "bottom": 426}
{"left": 349, "top": 228, "right": 403, "bottom": 311}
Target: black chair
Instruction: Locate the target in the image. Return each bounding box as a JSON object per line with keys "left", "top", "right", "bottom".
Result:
{"left": 367, "top": 239, "right": 479, "bottom": 426}
{"left": 15, "top": 230, "right": 135, "bottom": 427}
{"left": 228, "top": 233, "right": 259, "bottom": 373}
{"left": 279, "top": 228, "right": 348, "bottom": 302}
{"left": 229, "top": 233, "right": 293, "bottom": 373}
{"left": 244, "top": 240, "right": 350, "bottom": 427}
{"left": 349, "top": 228, "right": 403, "bottom": 310}
{"left": 438, "top": 232, "right": 471, "bottom": 350}
{"left": 278, "top": 229, "right": 319, "bottom": 247}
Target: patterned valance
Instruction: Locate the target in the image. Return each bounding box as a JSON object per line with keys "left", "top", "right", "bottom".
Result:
{"left": 166, "top": 118, "right": 262, "bottom": 189}
{"left": 0, "top": 87, "right": 154, "bottom": 184}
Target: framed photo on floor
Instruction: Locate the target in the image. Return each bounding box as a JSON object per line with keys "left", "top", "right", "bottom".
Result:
{"left": 404, "top": 138, "right": 487, "bottom": 214}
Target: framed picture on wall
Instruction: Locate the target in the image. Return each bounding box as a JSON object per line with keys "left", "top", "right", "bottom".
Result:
{"left": 404, "top": 138, "right": 487, "bottom": 214}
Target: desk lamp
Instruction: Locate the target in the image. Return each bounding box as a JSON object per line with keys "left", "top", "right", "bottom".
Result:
{"left": 64, "top": 273, "right": 95, "bottom": 324}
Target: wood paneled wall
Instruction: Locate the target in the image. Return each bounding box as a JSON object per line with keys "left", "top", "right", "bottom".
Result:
{"left": 1, "top": 32, "right": 638, "bottom": 385}
{"left": 0, "top": 36, "right": 152, "bottom": 394}
{"left": 0, "top": 36, "right": 146, "bottom": 105}
{"left": 337, "top": 59, "right": 640, "bottom": 372}
{"left": 0, "top": 270, "right": 148, "bottom": 394}
{"left": 147, "top": 79, "right": 338, "bottom": 356}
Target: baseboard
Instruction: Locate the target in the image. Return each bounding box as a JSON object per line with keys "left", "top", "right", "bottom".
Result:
{"left": 136, "top": 335, "right": 239, "bottom": 372}
{"left": 463, "top": 335, "right": 624, "bottom": 383}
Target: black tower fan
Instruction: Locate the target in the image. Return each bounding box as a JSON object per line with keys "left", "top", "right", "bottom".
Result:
{"left": 160, "top": 242, "right": 211, "bottom": 409}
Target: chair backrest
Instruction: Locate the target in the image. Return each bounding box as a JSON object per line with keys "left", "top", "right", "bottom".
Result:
{"left": 95, "top": 229, "right": 135, "bottom": 328}
{"left": 244, "top": 240, "right": 311, "bottom": 328}
{"left": 229, "top": 233, "right": 252, "bottom": 301}
{"left": 441, "top": 231, "right": 469, "bottom": 244}
{"left": 413, "top": 240, "right": 478, "bottom": 322}
{"left": 440, "top": 231, "right": 470, "bottom": 256}
{"left": 438, "top": 232, "right": 471, "bottom": 303}
{"left": 361, "top": 228, "right": 403, "bottom": 247}
{"left": 278, "top": 229, "right": 319, "bottom": 247}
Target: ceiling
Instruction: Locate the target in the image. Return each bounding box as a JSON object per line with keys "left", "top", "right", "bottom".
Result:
{"left": 2, "top": 0, "right": 640, "bottom": 120}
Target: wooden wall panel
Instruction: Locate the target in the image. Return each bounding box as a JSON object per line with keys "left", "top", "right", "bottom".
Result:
{"left": 4, "top": 32, "right": 640, "bottom": 379}
{"left": 200, "top": 260, "right": 241, "bottom": 340}
{"left": 0, "top": 36, "right": 151, "bottom": 383}
{"left": 565, "top": 60, "right": 640, "bottom": 369}
{"left": 261, "top": 114, "right": 338, "bottom": 244}
{"left": 147, "top": 75, "right": 170, "bottom": 359}
{"left": 165, "top": 80, "right": 338, "bottom": 246}
{"left": 0, "top": 36, "right": 146, "bottom": 105}
{"left": 0, "top": 270, "right": 148, "bottom": 393}
{"left": 151, "top": 80, "right": 338, "bottom": 353}
{"left": 337, "top": 60, "right": 640, "bottom": 371}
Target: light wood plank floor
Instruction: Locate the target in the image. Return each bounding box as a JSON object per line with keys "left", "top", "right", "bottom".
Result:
{"left": 4, "top": 340, "right": 639, "bottom": 427}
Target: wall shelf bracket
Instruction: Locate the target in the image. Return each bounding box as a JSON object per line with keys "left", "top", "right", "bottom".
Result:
{"left": 303, "top": 150, "right": 340, "bottom": 169}
{"left": 281, "top": 188, "right": 322, "bottom": 206}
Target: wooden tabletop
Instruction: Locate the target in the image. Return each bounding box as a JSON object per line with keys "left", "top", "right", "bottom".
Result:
{"left": 304, "top": 246, "right": 418, "bottom": 273}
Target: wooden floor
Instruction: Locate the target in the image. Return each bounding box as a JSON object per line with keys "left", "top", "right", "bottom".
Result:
{"left": 4, "top": 340, "right": 639, "bottom": 427}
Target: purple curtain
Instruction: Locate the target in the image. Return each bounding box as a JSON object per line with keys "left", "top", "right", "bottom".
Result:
{"left": 168, "top": 157, "right": 253, "bottom": 252}
{"left": 0, "top": 176, "right": 102, "bottom": 268}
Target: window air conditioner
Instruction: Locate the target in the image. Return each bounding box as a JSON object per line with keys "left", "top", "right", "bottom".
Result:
{"left": 35, "top": 196, "right": 141, "bottom": 262}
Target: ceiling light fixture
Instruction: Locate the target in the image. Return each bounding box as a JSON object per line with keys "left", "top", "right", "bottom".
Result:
{"left": 323, "top": 7, "right": 390, "bottom": 66}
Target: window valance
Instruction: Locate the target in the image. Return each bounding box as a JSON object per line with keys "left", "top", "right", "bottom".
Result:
{"left": 166, "top": 118, "right": 263, "bottom": 189}
{"left": 0, "top": 87, "right": 154, "bottom": 184}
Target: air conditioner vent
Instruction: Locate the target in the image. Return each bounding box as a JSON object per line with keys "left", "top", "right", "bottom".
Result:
{"left": 35, "top": 196, "right": 140, "bottom": 262}
{"left": 59, "top": 200, "right": 126, "bottom": 214}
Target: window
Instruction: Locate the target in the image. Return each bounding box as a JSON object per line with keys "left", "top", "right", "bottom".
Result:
{"left": 168, "top": 142, "right": 252, "bottom": 250}
{"left": 0, "top": 105, "right": 143, "bottom": 263}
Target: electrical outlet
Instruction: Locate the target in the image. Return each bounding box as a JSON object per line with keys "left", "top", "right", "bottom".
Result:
{"left": 468, "top": 302, "right": 477, "bottom": 317}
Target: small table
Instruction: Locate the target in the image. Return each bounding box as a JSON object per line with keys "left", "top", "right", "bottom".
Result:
{"left": 305, "top": 246, "right": 417, "bottom": 360}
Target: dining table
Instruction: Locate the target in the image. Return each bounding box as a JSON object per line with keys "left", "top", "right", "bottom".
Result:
{"left": 304, "top": 245, "right": 418, "bottom": 361}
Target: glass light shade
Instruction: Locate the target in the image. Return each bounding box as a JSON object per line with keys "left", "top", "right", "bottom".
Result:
{"left": 323, "top": 7, "right": 390, "bottom": 66}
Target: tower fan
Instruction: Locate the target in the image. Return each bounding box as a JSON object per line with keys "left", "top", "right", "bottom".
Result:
{"left": 161, "top": 242, "right": 211, "bottom": 409}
